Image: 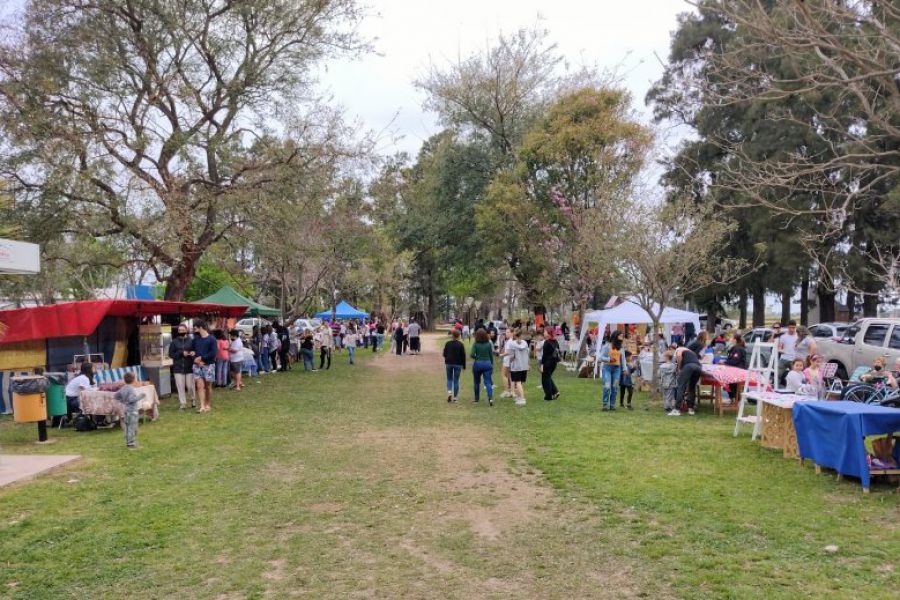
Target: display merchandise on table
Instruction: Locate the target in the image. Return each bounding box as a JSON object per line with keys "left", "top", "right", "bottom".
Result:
{"left": 79, "top": 384, "right": 159, "bottom": 420}
{"left": 792, "top": 400, "right": 900, "bottom": 492}
{"left": 700, "top": 364, "right": 770, "bottom": 416}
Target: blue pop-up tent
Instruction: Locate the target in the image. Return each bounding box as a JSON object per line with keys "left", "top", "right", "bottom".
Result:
{"left": 315, "top": 300, "right": 369, "bottom": 320}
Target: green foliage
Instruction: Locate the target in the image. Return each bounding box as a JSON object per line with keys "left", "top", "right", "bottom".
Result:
{"left": 184, "top": 260, "right": 256, "bottom": 303}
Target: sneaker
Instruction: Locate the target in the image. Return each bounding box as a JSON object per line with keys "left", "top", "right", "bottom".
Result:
{"left": 501, "top": 391, "right": 512, "bottom": 399}
{"left": 515, "top": 398, "right": 526, "bottom": 406}
{"left": 688, "top": 409, "right": 695, "bottom": 416}
{"left": 488, "top": 399, "right": 494, "bottom": 407}
{"left": 447, "top": 392, "right": 453, "bottom": 403}
{"left": 668, "top": 410, "right": 682, "bottom": 416}
{"left": 601, "top": 406, "right": 609, "bottom": 412}
{"left": 627, "top": 404, "right": 633, "bottom": 411}
{"left": 552, "top": 392, "right": 560, "bottom": 400}
{"left": 452, "top": 397, "right": 458, "bottom": 403}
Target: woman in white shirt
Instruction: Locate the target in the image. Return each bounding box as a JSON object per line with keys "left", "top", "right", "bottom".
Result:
{"left": 63, "top": 362, "right": 95, "bottom": 424}
{"left": 508, "top": 330, "right": 531, "bottom": 406}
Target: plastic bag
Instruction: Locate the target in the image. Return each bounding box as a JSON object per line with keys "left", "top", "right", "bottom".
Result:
{"left": 11, "top": 377, "right": 48, "bottom": 394}
{"left": 44, "top": 372, "right": 68, "bottom": 386}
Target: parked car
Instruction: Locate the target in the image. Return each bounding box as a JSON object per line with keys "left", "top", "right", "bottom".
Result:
{"left": 744, "top": 327, "right": 775, "bottom": 367}
{"left": 236, "top": 318, "right": 271, "bottom": 336}
{"left": 699, "top": 314, "right": 737, "bottom": 331}
{"left": 292, "top": 318, "right": 321, "bottom": 334}
{"left": 808, "top": 322, "right": 849, "bottom": 340}
{"left": 817, "top": 318, "right": 900, "bottom": 381}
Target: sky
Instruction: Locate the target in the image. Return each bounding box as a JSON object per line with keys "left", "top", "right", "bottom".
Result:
{"left": 320, "top": 0, "right": 693, "bottom": 158}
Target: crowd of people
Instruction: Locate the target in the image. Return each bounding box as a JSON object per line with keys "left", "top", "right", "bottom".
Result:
{"left": 442, "top": 318, "right": 566, "bottom": 407}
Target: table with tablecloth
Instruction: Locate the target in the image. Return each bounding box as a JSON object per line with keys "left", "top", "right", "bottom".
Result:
{"left": 700, "top": 364, "right": 769, "bottom": 416}
{"left": 792, "top": 401, "right": 900, "bottom": 491}
{"left": 78, "top": 384, "right": 159, "bottom": 420}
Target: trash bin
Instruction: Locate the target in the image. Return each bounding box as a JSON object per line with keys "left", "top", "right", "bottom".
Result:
{"left": 44, "top": 372, "right": 67, "bottom": 418}
{"left": 12, "top": 392, "right": 47, "bottom": 423}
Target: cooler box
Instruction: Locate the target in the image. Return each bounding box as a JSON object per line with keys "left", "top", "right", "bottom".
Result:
{"left": 144, "top": 365, "right": 171, "bottom": 397}
{"left": 13, "top": 392, "right": 47, "bottom": 423}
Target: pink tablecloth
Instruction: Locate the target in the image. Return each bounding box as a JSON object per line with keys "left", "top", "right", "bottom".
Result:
{"left": 79, "top": 385, "right": 159, "bottom": 420}
{"left": 701, "top": 364, "right": 768, "bottom": 388}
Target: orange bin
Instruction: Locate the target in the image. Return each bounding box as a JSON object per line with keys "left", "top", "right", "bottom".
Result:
{"left": 13, "top": 392, "right": 48, "bottom": 423}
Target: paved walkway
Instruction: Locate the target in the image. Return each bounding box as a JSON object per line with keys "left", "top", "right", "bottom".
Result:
{"left": 0, "top": 454, "right": 81, "bottom": 488}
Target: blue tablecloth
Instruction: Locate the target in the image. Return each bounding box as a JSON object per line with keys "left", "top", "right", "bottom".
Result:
{"left": 792, "top": 401, "right": 900, "bottom": 488}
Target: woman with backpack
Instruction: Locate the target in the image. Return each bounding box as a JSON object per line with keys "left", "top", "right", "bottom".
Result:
{"left": 539, "top": 328, "right": 561, "bottom": 401}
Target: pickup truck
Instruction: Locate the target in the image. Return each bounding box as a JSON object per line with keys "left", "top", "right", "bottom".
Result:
{"left": 816, "top": 318, "right": 900, "bottom": 380}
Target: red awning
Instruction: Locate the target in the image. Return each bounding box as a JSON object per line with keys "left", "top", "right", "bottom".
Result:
{"left": 0, "top": 299, "right": 248, "bottom": 345}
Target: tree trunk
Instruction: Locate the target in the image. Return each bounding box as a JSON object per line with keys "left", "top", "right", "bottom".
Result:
{"left": 846, "top": 290, "right": 856, "bottom": 321}
{"left": 799, "top": 275, "right": 809, "bottom": 325}
{"left": 862, "top": 293, "right": 878, "bottom": 317}
{"left": 650, "top": 316, "right": 662, "bottom": 400}
{"left": 706, "top": 302, "right": 718, "bottom": 333}
{"left": 780, "top": 288, "right": 791, "bottom": 325}
{"left": 738, "top": 288, "right": 748, "bottom": 329}
{"left": 752, "top": 285, "right": 766, "bottom": 327}
{"left": 817, "top": 284, "right": 836, "bottom": 323}
{"left": 163, "top": 258, "right": 199, "bottom": 301}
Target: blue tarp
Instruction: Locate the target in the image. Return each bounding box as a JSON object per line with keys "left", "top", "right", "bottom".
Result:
{"left": 793, "top": 401, "right": 900, "bottom": 489}
{"left": 314, "top": 301, "right": 368, "bottom": 321}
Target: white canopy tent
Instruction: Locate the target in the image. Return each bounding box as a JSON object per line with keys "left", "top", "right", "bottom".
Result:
{"left": 575, "top": 300, "right": 702, "bottom": 364}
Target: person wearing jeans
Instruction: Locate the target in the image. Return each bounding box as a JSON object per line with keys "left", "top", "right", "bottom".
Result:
{"left": 345, "top": 328, "right": 359, "bottom": 365}
{"left": 672, "top": 346, "right": 702, "bottom": 416}
{"left": 598, "top": 331, "right": 624, "bottom": 411}
{"left": 443, "top": 329, "right": 466, "bottom": 402}
{"left": 470, "top": 329, "right": 495, "bottom": 406}
{"left": 300, "top": 331, "right": 316, "bottom": 371}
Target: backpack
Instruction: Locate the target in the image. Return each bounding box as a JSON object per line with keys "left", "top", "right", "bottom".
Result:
{"left": 73, "top": 413, "right": 97, "bottom": 432}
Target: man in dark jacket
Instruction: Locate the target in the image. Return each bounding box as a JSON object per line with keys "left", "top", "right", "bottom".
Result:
{"left": 443, "top": 329, "right": 466, "bottom": 403}
{"left": 168, "top": 323, "right": 195, "bottom": 410}
{"left": 192, "top": 320, "right": 218, "bottom": 412}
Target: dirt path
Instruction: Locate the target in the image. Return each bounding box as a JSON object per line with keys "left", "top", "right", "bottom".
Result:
{"left": 322, "top": 333, "right": 644, "bottom": 598}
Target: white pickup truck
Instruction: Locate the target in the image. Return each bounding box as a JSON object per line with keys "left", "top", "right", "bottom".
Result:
{"left": 816, "top": 318, "right": 900, "bottom": 380}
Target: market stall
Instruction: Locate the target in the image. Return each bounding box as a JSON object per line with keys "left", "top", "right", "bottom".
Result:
{"left": 197, "top": 286, "right": 280, "bottom": 318}
{"left": 793, "top": 401, "right": 900, "bottom": 493}
{"left": 700, "top": 364, "right": 769, "bottom": 416}
{"left": 575, "top": 301, "right": 701, "bottom": 372}
{"left": 79, "top": 383, "right": 159, "bottom": 421}
{"left": 314, "top": 300, "right": 369, "bottom": 321}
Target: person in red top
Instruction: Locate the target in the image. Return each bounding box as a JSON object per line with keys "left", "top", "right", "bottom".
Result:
{"left": 214, "top": 329, "right": 230, "bottom": 388}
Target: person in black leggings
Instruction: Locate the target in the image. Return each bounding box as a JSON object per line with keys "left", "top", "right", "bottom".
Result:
{"left": 672, "top": 346, "right": 702, "bottom": 416}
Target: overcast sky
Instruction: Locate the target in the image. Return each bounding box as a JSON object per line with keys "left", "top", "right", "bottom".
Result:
{"left": 321, "top": 0, "right": 692, "bottom": 158}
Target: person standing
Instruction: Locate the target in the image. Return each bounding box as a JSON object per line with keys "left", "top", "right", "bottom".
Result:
{"left": 114, "top": 372, "right": 145, "bottom": 448}
{"left": 778, "top": 320, "right": 799, "bottom": 385}
{"left": 168, "top": 323, "right": 196, "bottom": 410}
{"left": 470, "top": 329, "right": 495, "bottom": 406}
{"left": 599, "top": 331, "right": 624, "bottom": 411}
{"left": 345, "top": 326, "right": 359, "bottom": 365}
{"left": 671, "top": 322, "right": 684, "bottom": 346}
{"left": 267, "top": 326, "right": 280, "bottom": 372}
{"left": 500, "top": 332, "right": 515, "bottom": 398}
{"left": 317, "top": 325, "right": 333, "bottom": 370}
{"left": 508, "top": 329, "right": 530, "bottom": 406}
{"left": 539, "top": 328, "right": 561, "bottom": 401}
{"left": 394, "top": 322, "right": 405, "bottom": 356}
{"left": 251, "top": 325, "right": 263, "bottom": 374}
{"left": 276, "top": 322, "right": 292, "bottom": 371}
{"left": 619, "top": 351, "right": 636, "bottom": 410}
{"left": 228, "top": 329, "right": 244, "bottom": 391}
{"left": 214, "top": 329, "right": 230, "bottom": 387}
{"left": 724, "top": 334, "right": 748, "bottom": 400}
{"left": 259, "top": 325, "right": 271, "bottom": 373}
{"left": 671, "top": 345, "right": 702, "bottom": 416}
{"left": 375, "top": 322, "right": 385, "bottom": 352}
{"left": 300, "top": 329, "right": 316, "bottom": 371}
{"left": 443, "top": 329, "right": 466, "bottom": 402}
{"left": 407, "top": 319, "right": 422, "bottom": 355}
{"left": 794, "top": 325, "right": 817, "bottom": 365}
{"left": 192, "top": 320, "right": 217, "bottom": 412}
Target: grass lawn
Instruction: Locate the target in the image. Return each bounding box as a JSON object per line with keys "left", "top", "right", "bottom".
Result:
{"left": 0, "top": 334, "right": 898, "bottom": 598}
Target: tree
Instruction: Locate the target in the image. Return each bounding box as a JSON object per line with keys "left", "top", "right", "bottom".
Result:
{"left": 617, "top": 201, "right": 753, "bottom": 397}
{"left": 517, "top": 87, "right": 651, "bottom": 325}
{"left": 686, "top": 0, "right": 900, "bottom": 297}
{"left": 0, "top": 0, "right": 366, "bottom": 299}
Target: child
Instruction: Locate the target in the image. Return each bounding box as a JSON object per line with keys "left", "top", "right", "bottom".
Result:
{"left": 785, "top": 358, "right": 808, "bottom": 393}
{"left": 242, "top": 344, "right": 260, "bottom": 381}
{"left": 619, "top": 351, "right": 636, "bottom": 410}
{"left": 114, "top": 372, "right": 145, "bottom": 449}
{"left": 659, "top": 350, "right": 677, "bottom": 413}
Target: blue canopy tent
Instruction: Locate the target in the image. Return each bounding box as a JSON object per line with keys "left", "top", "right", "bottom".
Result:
{"left": 315, "top": 301, "right": 369, "bottom": 321}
